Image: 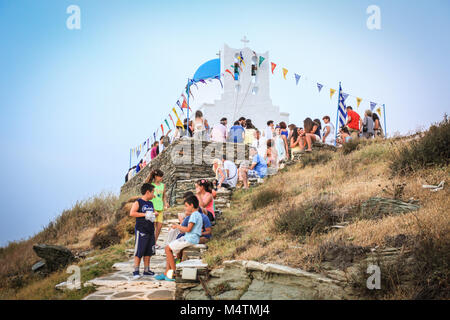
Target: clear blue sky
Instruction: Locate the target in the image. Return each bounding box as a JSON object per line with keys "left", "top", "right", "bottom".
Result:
{"left": 1, "top": 0, "right": 449, "bottom": 245}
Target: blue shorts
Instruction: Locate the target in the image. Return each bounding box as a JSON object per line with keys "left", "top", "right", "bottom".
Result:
{"left": 134, "top": 230, "right": 155, "bottom": 258}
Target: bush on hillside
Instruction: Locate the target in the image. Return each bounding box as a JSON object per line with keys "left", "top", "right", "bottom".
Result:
{"left": 90, "top": 224, "right": 121, "bottom": 249}
{"left": 251, "top": 188, "right": 283, "bottom": 210}
{"left": 300, "top": 150, "right": 333, "bottom": 168}
{"left": 342, "top": 139, "right": 362, "bottom": 155}
{"left": 390, "top": 115, "right": 450, "bottom": 175}
{"left": 274, "top": 196, "right": 340, "bottom": 237}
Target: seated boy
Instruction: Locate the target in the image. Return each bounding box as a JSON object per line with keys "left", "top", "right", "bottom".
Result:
{"left": 129, "top": 183, "right": 156, "bottom": 279}
{"left": 155, "top": 195, "right": 203, "bottom": 281}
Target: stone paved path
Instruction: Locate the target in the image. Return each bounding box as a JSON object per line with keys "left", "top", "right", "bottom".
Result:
{"left": 83, "top": 221, "right": 178, "bottom": 300}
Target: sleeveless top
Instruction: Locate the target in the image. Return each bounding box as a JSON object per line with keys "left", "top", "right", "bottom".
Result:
{"left": 194, "top": 119, "right": 204, "bottom": 132}
{"left": 151, "top": 183, "right": 164, "bottom": 211}
{"left": 275, "top": 136, "right": 286, "bottom": 160}
{"left": 135, "top": 199, "right": 155, "bottom": 233}
{"left": 201, "top": 192, "right": 215, "bottom": 216}
{"left": 244, "top": 128, "right": 256, "bottom": 145}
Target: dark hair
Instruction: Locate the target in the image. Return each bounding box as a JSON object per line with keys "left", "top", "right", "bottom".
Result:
{"left": 141, "top": 183, "right": 155, "bottom": 195}
{"left": 222, "top": 154, "right": 227, "bottom": 161}
{"left": 313, "top": 119, "right": 322, "bottom": 130}
{"left": 347, "top": 106, "right": 353, "bottom": 111}
{"left": 184, "top": 195, "right": 199, "bottom": 209}
{"left": 267, "top": 120, "right": 274, "bottom": 126}
{"left": 341, "top": 127, "right": 350, "bottom": 134}
{"left": 160, "top": 136, "right": 164, "bottom": 141}
{"left": 267, "top": 138, "right": 274, "bottom": 148}
{"left": 183, "top": 191, "right": 195, "bottom": 199}
{"left": 238, "top": 117, "right": 246, "bottom": 122}
{"left": 220, "top": 117, "right": 227, "bottom": 122}
{"left": 304, "top": 118, "right": 314, "bottom": 133}
{"left": 147, "top": 169, "right": 164, "bottom": 184}
{"left": 291, "top": 127, "right": 300, "bottom": 141}
{"left": 234, "top": 121, "right": 240, "bottom": 125}
{"left": 372, "top": 112, "right": 380, "bottom": 121}
{"left": 279, "top": 121, "right": 287, "bottom": 129}
{"left": 196, "top": 179, "right": 213, "bottom": 193}
{"left": 322, "top": 116, "right": 330, "bottom": 121}
{"left": 245, "top": 119, "right": 255, "bottom": 129}
{"left": 195, "top": 110, "right": 203, "bottom": 118}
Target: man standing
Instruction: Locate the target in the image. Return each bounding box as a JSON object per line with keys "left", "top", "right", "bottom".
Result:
{"left": 228, "top": 121, "right": 245, "bottom": 143}
{"left": 252, "top": 130, "right": 267, "bottom": 158}
{"left": 346, "top": 106, "right": 362, "bottom": 140}
{"left": 263, "top": 120, "right": 274, "bottom": 141}
{"left": 210, "top": 117, "right": 228, "bottom": 142}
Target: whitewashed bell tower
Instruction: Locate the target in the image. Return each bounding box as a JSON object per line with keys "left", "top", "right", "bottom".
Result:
{"left": 199, "top": 37, "right": 289, "bottom": 131}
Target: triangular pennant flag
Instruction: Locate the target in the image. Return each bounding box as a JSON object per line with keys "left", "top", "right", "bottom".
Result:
{"left": 238, "top": 51, "right": 246, "bottom": 67}
{"left": 317, "top": 83, "right": 323, "bottom": 92}
{"left": 342, "top": 93, "right": 349, "bottom": 101}
{"left": 147, "top": 138, "right": 149, "bottom": 150}
{"left": 259, "top": 56, "right": 265, "bottom": 67}
{"left": 271, "top": 62, "right": 277, "bottom": 74}
{"left": 169, "top": 114, "right": 176, "bottom": 128}
{"left": 172, "top": 108, "right": 183, "bottom": 127}
{"left": 214, "top": 75, "right": 223, "bottom": 88}
{"left": 370, "top": 102, "right": 377, "bottom": 112}
{"left": 225, "top": 69, "right": 234, "bottom": 79}
{"left": 376, "top": 107, "right": 382, "bottom": 116}
{"left": 282, "top": 68, "right": 288, "bottom": 80}
{"left": 161, "top": 124, "right": 165, "bottom": 136}
{"left": 295, "top": 74, "right": 301, "bottom": 85}
{"left": 356, "top": 97, "right": 362, "bottom": 108}
{"left": 153, "top": 132, "right": 156, "bottom": 142}
{"left": 330, "top": 88, "right": 336, "bottom": 99}
{"left": 164, "top": 119, "right": 171, "bottom": 130}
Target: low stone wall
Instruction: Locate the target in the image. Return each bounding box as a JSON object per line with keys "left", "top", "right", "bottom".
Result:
{"left": 120, "top": 139, "right": 249, "bottom": 205}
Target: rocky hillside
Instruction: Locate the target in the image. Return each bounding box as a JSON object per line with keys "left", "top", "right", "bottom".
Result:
{"left": 1, "top": 117, "right": 448, "bottom": 300}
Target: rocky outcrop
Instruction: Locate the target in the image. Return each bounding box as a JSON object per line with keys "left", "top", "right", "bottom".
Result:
{"left": 120, "top": 139, "right": 250, "bottom": 205}
{"left": 32, "top": 244, "right": 75, "bottom": 273}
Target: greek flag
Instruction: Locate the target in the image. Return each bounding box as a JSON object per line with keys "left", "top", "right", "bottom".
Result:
{"left": 337, "top": 84, "right": 347, "bottom": 128}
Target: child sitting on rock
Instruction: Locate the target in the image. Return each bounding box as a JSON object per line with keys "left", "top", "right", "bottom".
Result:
{"left": 155, "top": 195, "right": 203, "bottom": 281}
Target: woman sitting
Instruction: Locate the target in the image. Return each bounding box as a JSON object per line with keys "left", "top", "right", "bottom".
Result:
{"left": 290, "top": 127, "right": 303, "bottom": 160}
{"left": 195, "top": 179, "right": 215, "bottom": 223}
{"left": 299, "top": 118, "right": 321, "bottom": 152}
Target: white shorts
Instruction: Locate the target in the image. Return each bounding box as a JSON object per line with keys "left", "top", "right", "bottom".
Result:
{"left": 168, "top": 236, "right": 194, "bottom": 255}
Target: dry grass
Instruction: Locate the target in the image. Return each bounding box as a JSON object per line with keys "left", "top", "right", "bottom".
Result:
{"left": 205, "top": 136, "right": 450, "bottom": 299}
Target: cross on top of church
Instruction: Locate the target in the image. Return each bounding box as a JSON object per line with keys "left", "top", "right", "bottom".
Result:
{"left": 241, "top": 36, "right": 250, "bottom": 46}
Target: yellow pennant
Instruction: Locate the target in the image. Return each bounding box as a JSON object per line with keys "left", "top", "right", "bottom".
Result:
{"left": 172, "top": 107, "right": 184, "bottom": 127}
{"left": 376, "top": 107, "right": 382, "bottom": 116}
{"left": 330, "top": 88, "right": 336, "bottom": 99}
{"left": 356, "top": 97, "right": 362, "bottom": 108}
{"left": 282, "top": 68, "right": 288, "bottom": 79}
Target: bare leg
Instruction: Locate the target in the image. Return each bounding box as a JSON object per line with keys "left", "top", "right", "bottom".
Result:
{"left": 155, "top": 222, "right": 162, "bottom": 242}
{"left": 143, "top": 256, "right": 150, "bottom": 269}
{"left": 299, "top": 136, "right": 306, "bottom": 151}
{"left": 305, "top": 135, "right": 312, "bottom": 151}
{"left": 241, "top": 169, "right": 249, "bottom": 188}
{"left": 134, "top": 256, "right": 141, "bottom": 269}
{"left": 165, "top": 245, "right": 176, "bottom": 275}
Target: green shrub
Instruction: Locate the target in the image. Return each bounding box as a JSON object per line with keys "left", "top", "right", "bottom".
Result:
{"left": 274, "top": 197, "right": 339, "bottom": 237}
{"left": 342, "top": 139, "right": 362, "bottom": 155}
{"left": 251, "top": 188, "right": 283, "bottom": 210}
{"left": 390, "top": 115, "right": 450, "bottom": 175}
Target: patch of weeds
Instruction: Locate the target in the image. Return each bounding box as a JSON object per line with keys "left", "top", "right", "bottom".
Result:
{"left": 251, "top": 188, "right": 283, "bottom": 210}
{"left": 300, "top": 151, "right": 333, "bottom": 168}
{"left": 305, "top": 240, "right": 370, "bottom": 271}
{"left": 349, "top": 197, "right": 420, "bottom": 221}
{"left": 390, "top": 115, "right": 450, "bottom": 175}
{"left": 342, "top": 139, "right": 362, "bottom": 155}
{"left": 90, "top": 224, "right": 121, "bottom": 249}
{"left": 274, "top": 196, "right": 341, "bottom": 237}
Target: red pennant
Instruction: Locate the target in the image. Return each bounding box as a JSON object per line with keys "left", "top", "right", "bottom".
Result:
{"left": 271, "top": 62, "right": 277, "bottom": 74}
{"left": 161, "top": 124, "right": 164, "bottom": 136}
{"left": 225, "top": 69, "right": 234, "bottom": 78}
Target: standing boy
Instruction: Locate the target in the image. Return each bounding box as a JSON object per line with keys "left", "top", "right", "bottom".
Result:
{"left": 155, "top": 195, "right": 203, "bottom": 281}
{"left": 129, "top": 183, "right": 156, "bottom": 279}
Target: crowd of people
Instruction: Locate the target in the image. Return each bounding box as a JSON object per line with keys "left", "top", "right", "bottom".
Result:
{"left": 127, "top": 107, "right": 384, "bottom": 280}
{"left": 130, "top": 169, "right": 219, "bottom": 281}
{"left": 126, "top": 107, "right": 384, "bottom": 186}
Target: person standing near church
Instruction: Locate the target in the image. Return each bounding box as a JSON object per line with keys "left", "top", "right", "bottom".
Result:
{"left": 146, "top": 169, "right": 169, "bottom": 249}
{"left": 263, "top": 120, "right": 274, "bottom": 141}
{"left": 228, "top": 121, "right": 245, "bottom": 143}
{"left": 210, "top": 118, "right": 228, "bottom": 142}
{"left": 193, "top": 110, "right": 205, "bottom": 140}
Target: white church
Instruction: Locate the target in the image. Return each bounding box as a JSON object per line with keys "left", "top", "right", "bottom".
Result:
{"left": 193, "top": 39, "right": 289, "bottom": 131}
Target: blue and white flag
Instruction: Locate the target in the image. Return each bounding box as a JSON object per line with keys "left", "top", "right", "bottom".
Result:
{"left": 370, "top": 102, "right": 377, "bottom": 112}
{"left": 342, "top": 93, "right": 349, "bottom": 101}
{"left": 337, "top": 84, "right": 347, "bottom": 128}
{"left": 295, "top": 74, "right": 301, "bottom": 86}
